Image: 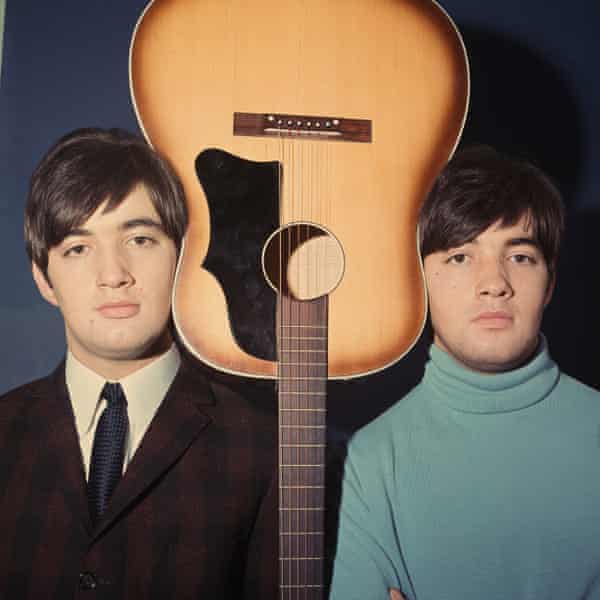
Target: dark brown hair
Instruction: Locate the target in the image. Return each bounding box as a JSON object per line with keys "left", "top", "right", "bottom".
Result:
{"left": 25, "top": 128, "right": 188, "bottom": 277}
{"left": 419, "top": 145, "right": 565, "bottom": 274}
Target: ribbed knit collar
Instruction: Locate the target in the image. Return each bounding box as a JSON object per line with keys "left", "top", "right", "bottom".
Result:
{"left": 423, "top": 336, "right": 560, "bottom": 414}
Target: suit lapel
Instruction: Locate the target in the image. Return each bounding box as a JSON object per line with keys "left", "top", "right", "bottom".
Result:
{"left": 33, "top": 364, "right": 92, "bottom": 535}
{"left": 91, "top": 361, "right": 214, "bottom": 541}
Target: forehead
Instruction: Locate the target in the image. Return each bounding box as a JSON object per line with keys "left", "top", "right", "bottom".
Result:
{"left": 459, "top": 216, "right": 536, "bottom": 248}
{"left": 79, "top": 185, "right": 161, "bottom": 231}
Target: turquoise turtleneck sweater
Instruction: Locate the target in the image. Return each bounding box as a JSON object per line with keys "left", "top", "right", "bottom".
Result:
{"left": 330, "top": 340, "right": 600, "bottom": 599}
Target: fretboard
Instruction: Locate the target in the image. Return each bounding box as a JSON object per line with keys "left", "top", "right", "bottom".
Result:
{"left": 278, "top": 293, "right": 327, "bottom": 600}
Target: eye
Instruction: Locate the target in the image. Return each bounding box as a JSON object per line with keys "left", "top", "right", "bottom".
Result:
{"left": 509, "top": 253, "right": 537, "bottom": 265}
{"left": 63, "top": 244, "right": 88, "bottom": 257}
{"left": 446, "top": 253, "right": 469, "bottom": 265}
{"left": 128, "top": 235, "right": 157, "bottom": 247}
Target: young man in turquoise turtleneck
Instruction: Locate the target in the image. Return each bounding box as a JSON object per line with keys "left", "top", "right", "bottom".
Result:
{"left": 330, "top": 146, "right": 600, "bottom": 600}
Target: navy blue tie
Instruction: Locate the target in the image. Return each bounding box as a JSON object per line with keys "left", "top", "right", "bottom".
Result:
{"left": 88, "top": 382, "right": 129, "bottom": 526}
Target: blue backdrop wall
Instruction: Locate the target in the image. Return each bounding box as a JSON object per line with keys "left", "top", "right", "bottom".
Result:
{"left": 1, "top": 0, "right": 598, "bottom": 431}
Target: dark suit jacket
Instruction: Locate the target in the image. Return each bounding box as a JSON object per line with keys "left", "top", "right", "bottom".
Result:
{"left": 0, "top": 357, "right": 278, "bottom": 599}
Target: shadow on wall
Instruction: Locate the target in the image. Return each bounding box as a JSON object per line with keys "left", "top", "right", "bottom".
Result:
{"left": 459, "top": 26, "right": 597, "bottom": 391}
{"left": 459, "top": 26, "right": 584, "bottom": 201}
{"left": 327, "top": 24, "right": 596, "bottom": 436}
{"left": 544, "top": 212, "right": 600, "bottom": 391}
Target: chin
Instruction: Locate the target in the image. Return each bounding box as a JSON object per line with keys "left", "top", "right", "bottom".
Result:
{"left": 99, "top": 324, "right": 169, "bottom": 353}
{"left": 464, "top": 343, "right": 536, "bottom": 373}
{"left": 89, "top": 334, "right": 160, "bottom": 361}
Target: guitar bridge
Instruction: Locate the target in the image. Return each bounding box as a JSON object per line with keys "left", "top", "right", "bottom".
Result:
{"left": 233, "top": 112, "right": 371, "bottom": 142}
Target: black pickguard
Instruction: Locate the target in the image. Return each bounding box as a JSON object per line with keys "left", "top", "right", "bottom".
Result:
{"left": 195, "top": 148, "right": 279, "bottom": 361}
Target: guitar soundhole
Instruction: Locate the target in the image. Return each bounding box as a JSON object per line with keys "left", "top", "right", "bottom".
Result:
{"left": 262, "top": 223, "right": 345, "bottom": 301}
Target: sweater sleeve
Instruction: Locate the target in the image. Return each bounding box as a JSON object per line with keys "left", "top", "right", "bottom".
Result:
{"left": 329, "top": 438, "right": 415, "bottom": 600}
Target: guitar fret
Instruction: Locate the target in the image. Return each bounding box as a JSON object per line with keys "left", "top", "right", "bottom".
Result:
{"left": 281, "top": 585, "right": 324, "bottom": 589}
{"left": 280, "top": 531, "right": 324, "bottom": 535}
{"left": 280, "top": 557, "right": 321, "bottom": 560}
{"left": 279, "top": 348, "right": 327, "bottom": 353}
{"left": 280, "top": 511, "right": 324, "bottom": 529}
{"left": 280, "top": 408, "right": 325, "bottom": 411}
{"left": 280, "top": 336, "right": 327, "bottom": 340}
{"left": 280, "top": 425, "right": 325, "bottom": 428}
{"left": 281, "top": 469, "right": 325, "bottom": 486}
{"left": 281, "top": 444, "right": 325, "bottom": 447}
{"left": 280, "top": 393, "right": 325, "bottom": 397}
{"left": 278, "top": 375, "right": 327, "bottom": 381}
{"left": 280, "top": 507, "right": 325, "bottom": 511}
{"left": 280, "top": 485, "right": 324, "bottom": 488}
{"left": 280, "top": 456, "right": 324, "bottom": 463}
{"left": 280, "top": 324, "right": 327, "bottom": 329}
{"left": 282, "top": 439, "right": 325, "bottom": 446}
{"left": 280, "top": 484, "right": 324, "bottom": 504}
{"left": 280, "top": 362, "right": 328, "bottom": 366}
{"left": 280, "top": 413, "right": 325, "bottom": 427}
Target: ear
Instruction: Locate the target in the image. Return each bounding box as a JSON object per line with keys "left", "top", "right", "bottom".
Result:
{"left": 32, "top": 262, "right": 59, "bottom": 307}
{"left": 544, "top": 271, "right": 556, "bottom": 307}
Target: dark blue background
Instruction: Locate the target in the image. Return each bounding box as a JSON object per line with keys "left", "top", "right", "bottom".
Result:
{"left": 1, "top": 1, "right": 598, "bottom": 431}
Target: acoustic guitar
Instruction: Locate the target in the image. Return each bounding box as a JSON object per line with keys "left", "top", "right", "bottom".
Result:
{"left": 130, "top": 1, "right": 468, "bottom": 596}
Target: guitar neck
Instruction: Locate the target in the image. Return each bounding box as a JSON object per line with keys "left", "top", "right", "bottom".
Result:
{"left": 278, "top": 294, "right": 328, "bottom": 599}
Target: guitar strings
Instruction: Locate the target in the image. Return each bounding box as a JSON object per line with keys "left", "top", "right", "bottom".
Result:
{"left": 276, "top": 116, "right": 330, "bottom": 599}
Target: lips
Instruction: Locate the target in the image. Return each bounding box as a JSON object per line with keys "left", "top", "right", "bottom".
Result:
{"left": 473, "top": 311, "right": 513, "bottom": 328}
{"left": 97, "top": 302, "right": 140, "bottom": 319}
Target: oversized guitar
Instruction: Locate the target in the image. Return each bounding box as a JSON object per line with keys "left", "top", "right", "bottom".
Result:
{"left": 130, "top": 0, "right": 468, "bottom": 596}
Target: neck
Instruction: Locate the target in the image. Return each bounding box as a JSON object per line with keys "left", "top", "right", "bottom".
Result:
{"left": 68, "top": 332, "right": 173, "bottom": 380}
{"left": 424, "top": 335, "right": 559, "bottom": 414}
{"left": 432, "top": 334, "right": 541, "bottom": 374}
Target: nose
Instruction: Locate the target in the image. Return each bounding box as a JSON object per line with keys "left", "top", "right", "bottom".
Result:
{"left": 476, "top": 259, "right": 513, "bottom": 299}
{"left": 96, "top": 248, "right": 134, "bottom": 289}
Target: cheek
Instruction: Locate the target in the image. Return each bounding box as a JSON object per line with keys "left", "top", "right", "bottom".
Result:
{"left": 426, "top": 270, "right": 461, "bottom": 301}
{"left": 426, "top": 270, "right": 468, "bottom": 331}
{"left": 138, "top": 260, "right": 176, "bottom": 307}
{"left": 429, "top": 297, "right": 456, "bottom": 324}
{"left": 52, "top": 285, "right": 87, "bottom": 316}
{"left": 46, "top": 260, "right": 95, "bottom": 305}
{"left": 513, "top": 272, "right": 550, "bottom": 316}
{"left": 53, "top": 288, "right": 100, "bottom": 340}
{"left": 523, "top": 290, "right": 549, "bottom": 319}
{"left": 428, "top": 284, "right": 456, "bottom": 320}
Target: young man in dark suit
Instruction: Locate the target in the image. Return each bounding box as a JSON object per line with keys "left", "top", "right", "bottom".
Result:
{"left": 0, "top": 128, "right": 277, "bottom": 599}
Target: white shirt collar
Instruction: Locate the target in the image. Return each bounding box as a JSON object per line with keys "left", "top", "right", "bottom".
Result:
{"left": 66, "top": 345, "right": 181, "bottom": 472}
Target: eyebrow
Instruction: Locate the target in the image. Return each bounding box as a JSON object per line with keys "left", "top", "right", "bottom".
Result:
{"left": 457, "top": 236, "right": 539, "bottom": 247}
{"left": 504, "top": 237, "right": 541, "bottom": 249}
{"left": 445, "top": 236, "right": 542, "bottom": 255}
{"left": 63, "top": 218, "right": 165, "bottom": 239}
{"left": 120, "top": 218, "right": 165, "bottom": 232}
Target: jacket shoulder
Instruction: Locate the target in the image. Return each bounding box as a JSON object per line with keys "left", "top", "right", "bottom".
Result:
{"left": 174, "top": 356, "right": 278, "bottom": 481}
{"left": 0, "top": 371, "right": 57, "bottom": 404}
{"left": 0, "top": 369, "right": 62, "bottom": 427}
{"left": 177, "top": 354, "right": 276, "bottom": 428}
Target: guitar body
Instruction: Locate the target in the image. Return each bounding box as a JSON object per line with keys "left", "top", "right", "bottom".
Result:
{"left": 130, "top": 0, "right": 469, "bottom": 380}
